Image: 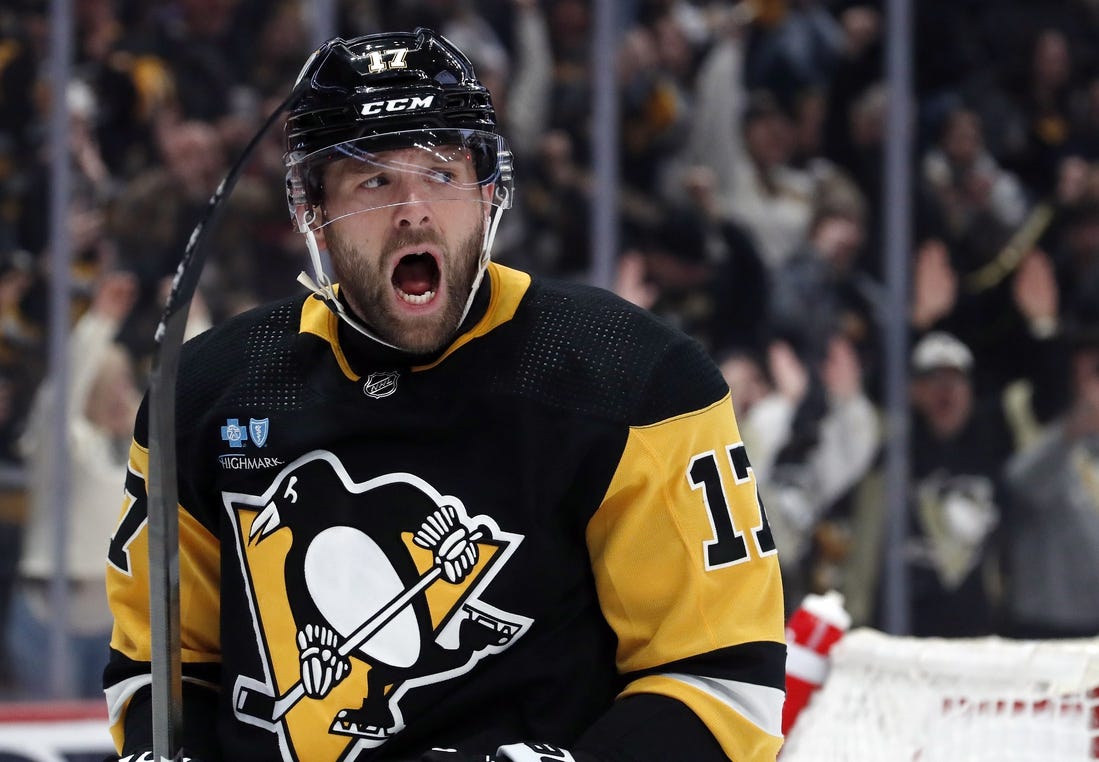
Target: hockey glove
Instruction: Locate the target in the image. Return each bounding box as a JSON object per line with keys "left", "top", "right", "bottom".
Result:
{"left": 416, "top": 742, "right": 593, "bottom": 762}
{"left": 114, "top": 751, "right": 204, "bottom": 762}
{"left": 416, "top": 751, "right": 492, "bottom": 762}
{"left": 496, "top": 742, "right": 590, "bottom": 761}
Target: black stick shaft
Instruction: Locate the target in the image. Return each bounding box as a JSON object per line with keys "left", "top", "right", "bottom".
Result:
{"left": 146, "top": 83, "right": 306, "bottom": 762}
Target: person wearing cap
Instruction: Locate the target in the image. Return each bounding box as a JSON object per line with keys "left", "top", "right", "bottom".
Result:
{"left": 102, "top": 28, "right": 786, "bottom": 762}
{"left": 844, "top": 331, "right": 1017, "bottom": 637}
{"left": 905, "top": 331, "right": 1016, "bottom": 636}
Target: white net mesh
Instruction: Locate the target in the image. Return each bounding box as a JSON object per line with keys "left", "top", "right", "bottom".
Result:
{"left": 781, "top": 628, "right": 1099, "bottom": 761}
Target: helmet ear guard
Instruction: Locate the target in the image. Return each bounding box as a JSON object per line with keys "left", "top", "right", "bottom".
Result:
{"left": 495, "top": 147, "right": 514, "bottom": 209}
{"left": 284, "top": 165, "right": 316, "bottom": 233}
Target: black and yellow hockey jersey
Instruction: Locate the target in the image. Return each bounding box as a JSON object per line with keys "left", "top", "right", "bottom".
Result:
{"left": 105, "top": 263, "right": 786, "bottom": 762}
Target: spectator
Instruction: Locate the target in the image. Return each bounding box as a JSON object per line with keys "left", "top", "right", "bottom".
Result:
{"left": 1001, "top": 27, "right": 1081, "bottom": 198}
{"left": 617, "top": 3, "right": 698, "bottom": 204}
{"left": 520, "top": 129, "right": 591, "bottom": 278}
{"left": 0, "top": 249, "right": 40, "bottom": 693}
{"left": 485, "top": 0, "right": 554, "bottom": 164}
{"left": 921, "top": 106, "right": 1029, "bottom": 256}
{"left": 0, "top": 1, "right": 49, "bottom": 165}
{"left": 720, "top": 337, "right": 879, "bottom": 609}
{"left": 727, "top": 91, "right": 815, "bottom": 271}
{"left": 1001, "top": 326, "right": 1099, "bottom": 638}
{"left": 241, "top": 0, "right": 311, "bottom": 101}
{"left": 743, "top": 0, "right": 845, "bottom": 109}
{"left": 109, "top": 119, "right": 268, "bottom": 361}
{"left": 71, "top": 0, "right": 150, "bottom": 177}
{"left": 904, "top": 331, "right": 1016, "bottom": 637}
{"left": 8, "top": 272, "right": 141, "bottom": 698}
{"left": 15, "top": 78, "right": 120, "bottom": 301}
{"left": 544, "top": 0, "right": 593, "bottom": 161}
{"left": 144, "top": 0, "right": 247, "bottom": 126}
{"left": 1066, "top": 75, "right": 1099, "bottom": 161}
{"left": 637, "top": 165, "right": 770, "bottom": 354}
{"left": 768, "top": 202, "right": 883, "bottom": 380}
{"left": 909, "top": 237, "right": 1070, "bottom": 425}
{"left": 1051, "top": 201, "right": 1099, "bottom": 329}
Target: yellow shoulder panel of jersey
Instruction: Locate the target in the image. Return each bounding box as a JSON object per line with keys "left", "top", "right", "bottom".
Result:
{"left": 107, "top": 440, "right": 222, "bottom": 663}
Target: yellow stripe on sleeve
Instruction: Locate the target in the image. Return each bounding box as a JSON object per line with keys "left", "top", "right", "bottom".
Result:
{"left": 107, "top": 441, "right": 222, "bottom": 663}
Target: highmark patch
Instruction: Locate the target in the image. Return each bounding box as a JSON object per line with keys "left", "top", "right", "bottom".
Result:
{"left": 219, "top": 454, "right": 285, "bottom": 470}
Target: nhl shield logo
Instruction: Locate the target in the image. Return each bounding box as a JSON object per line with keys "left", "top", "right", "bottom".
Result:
{"left": 249, "top": 418, "right": 270, "bottom": 448}
{"left": 363, "top": 371, "right": 399, "bottom": 399}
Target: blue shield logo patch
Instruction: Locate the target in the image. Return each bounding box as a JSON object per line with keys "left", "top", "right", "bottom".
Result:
{"left": 249, "top": 418, "right": 270, "bottom": 448}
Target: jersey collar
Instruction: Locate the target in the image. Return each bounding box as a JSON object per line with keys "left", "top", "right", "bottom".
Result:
{"left": 298, "top": 262, "right": 531, "bottom": 380}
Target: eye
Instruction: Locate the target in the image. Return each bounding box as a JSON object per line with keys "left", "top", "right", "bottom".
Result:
{"left": 426, "top": 168, "right": 457, "bottom": 184}
{"left": 360, "top": 174, "right": 388, "bottom": 189}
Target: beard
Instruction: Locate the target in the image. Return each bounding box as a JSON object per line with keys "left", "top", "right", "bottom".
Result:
{"left": 323, "top": 215, "right": 485, "bottom": 355}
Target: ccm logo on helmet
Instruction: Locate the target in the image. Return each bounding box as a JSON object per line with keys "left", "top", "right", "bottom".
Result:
{"left": 360, "top": 95, "right": 435, "bottom": 116}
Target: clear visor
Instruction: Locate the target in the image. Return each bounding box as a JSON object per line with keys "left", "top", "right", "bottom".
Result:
{"left": 286, "top": 128, "right": 511, "bottom": 230}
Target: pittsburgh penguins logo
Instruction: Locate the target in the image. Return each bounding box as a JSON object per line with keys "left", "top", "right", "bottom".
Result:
{"left": 224, "top": 450, "right": 531, "bottom": 761}
{"left": 915, "top": 471, "right": 999, "bottom": 589}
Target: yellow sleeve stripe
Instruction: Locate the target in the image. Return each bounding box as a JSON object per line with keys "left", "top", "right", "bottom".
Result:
{"left": 106, "top": 673, "right": 151, "bottom": 752}
{"left": 108, "top": 441, "right": 222, "bottom": 663}
{"left": 106, "top": 674, "right": 221, "bottom": 753}
{"left": 620, "top": 674, "right": 784, "bottom": 762}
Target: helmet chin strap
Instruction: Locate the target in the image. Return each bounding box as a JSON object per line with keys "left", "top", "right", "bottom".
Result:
{"left": 458, "top": 187, "right": 509, "bottom": 326}
{"left": 296, "top": 218, "right": 405, "bottom": 351}
{"left": 295, "top": 190, "right": 509, "bottom": 354}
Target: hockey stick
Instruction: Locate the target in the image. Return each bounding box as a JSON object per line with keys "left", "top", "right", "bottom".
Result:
{"left": 145, "top": 79, "right": 313, "bottom": 761}
{"left": 235, "top": 528, "right": 485, "bottom": 723}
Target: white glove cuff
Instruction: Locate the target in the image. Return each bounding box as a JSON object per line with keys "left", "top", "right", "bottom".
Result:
{"left": 496, "top": 743, "right": 576, "bottom": 762}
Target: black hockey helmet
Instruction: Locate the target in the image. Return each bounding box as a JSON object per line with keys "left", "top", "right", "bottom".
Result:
{"left": 284, "top": 27, "right": 512, "bottom": 226}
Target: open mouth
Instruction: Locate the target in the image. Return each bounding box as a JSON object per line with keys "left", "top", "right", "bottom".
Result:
{"left": 392, "top": 252, "right": 440, "bottom": 305}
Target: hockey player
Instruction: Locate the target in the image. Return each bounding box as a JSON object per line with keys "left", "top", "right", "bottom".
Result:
{"left": 104, "top": 28, "right": 787, "bottom": 762}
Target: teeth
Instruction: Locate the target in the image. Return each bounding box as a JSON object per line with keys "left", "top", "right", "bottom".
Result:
{"left": 396, "top": 288, "right": 436, "bottom": 305}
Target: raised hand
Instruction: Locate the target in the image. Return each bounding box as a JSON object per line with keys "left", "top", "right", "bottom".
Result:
{"left": 1012, "top": 249, "right": 1059, "bottom": 335}
{"left": 911, "top": 238, "right": 958, "bottom": 330}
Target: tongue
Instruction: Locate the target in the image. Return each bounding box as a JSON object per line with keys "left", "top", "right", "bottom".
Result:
{"left": 394, "top": 256, "right": 435, "bottom": 296}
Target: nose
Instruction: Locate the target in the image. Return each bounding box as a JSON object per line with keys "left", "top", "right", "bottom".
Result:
{"left": 392, "top": 177, "right": 432, "bottom": 228}
{"left": 395, "top": 203, "right": 431, "bottom": 229}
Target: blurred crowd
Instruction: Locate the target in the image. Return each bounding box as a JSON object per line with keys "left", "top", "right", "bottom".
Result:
{"left": 2, "top": 0, "right": 1099, "bottom": 699}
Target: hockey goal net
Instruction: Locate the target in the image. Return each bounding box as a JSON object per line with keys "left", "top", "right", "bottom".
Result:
{"left": 781, "top": 628, "right": 1099, "bottom": 761}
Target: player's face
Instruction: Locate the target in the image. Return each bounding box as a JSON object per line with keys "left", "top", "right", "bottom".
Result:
{"left": 317, "top": 146, "right": 490, "bottom": 354}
